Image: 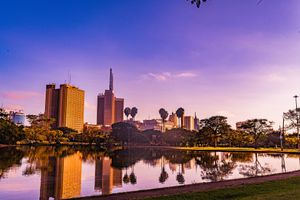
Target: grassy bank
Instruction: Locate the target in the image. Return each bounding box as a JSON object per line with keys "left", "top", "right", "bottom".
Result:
{"left": 166, "top": 146, "right": 300, "bottom": 154}
{"left": 146, "top": 176, "right": 300, "bottom": 200}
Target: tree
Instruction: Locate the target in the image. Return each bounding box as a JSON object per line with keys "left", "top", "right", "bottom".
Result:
{"left": 187, "top": 0, "right": 207, "bottom": 8}
{"left": 130, "top": 107, "right": 138, "bottom": 120}
{"left": 124, "top": 107, "right": 131, "bottom": 120}
{"left": 159, "top": 108, "right": 169, "bottom": 132}
{"left": 283, "top": 109, "right": 299, "bottom": 131}
{"left": 0, "top": 108, "right": 9, "bottom": 120}
{"left": 199, "top": 116, "right": 231, "bottom": 147}
{"left": 176, "top": 107, "right": 185, "bottom": 128}
{"left": 239, "top": 119, "right": 273, "bottom": 148}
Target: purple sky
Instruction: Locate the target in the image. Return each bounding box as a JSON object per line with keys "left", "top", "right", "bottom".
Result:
{"left": 1, "top": 0, "right": 300, "bottom": 127}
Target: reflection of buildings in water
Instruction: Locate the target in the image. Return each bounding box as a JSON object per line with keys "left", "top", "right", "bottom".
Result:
{"left": 94, "top": 157, "right": 122, "bottom": 195}
{"left": 39, "top": 152, "right": 82, "bottom": 200}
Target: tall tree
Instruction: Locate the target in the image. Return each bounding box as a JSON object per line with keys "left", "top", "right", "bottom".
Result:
{"left": 283, "top": 109, "right": 299, "bottom": 131}
{"left": 124, "top": 107, "right": 131, "bottom": 120}
{"left": 159, "top": 108, "right": 169, "bottom": 132}
{"left": 0, "top": 108, "right": 9, "bottom": 120}
{"left": 130, "top": 107, "right": 138, "bottom": 120}
{"left": 239, "top": 119, "right": 273, "bottom": 148}
{"left": 176, "top": 107, "right": 185, "bottom": 128}
{"left": 200, "top": 116, "right": 231, "bottom": 147}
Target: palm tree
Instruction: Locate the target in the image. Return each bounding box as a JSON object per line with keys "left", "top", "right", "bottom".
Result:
{"left": 176, "top": 107, "right": 185, "bottom": 128}
{"left": 159, "top": 108, "right": 169, "bottom": 132}
{"left": 124, "top": 107, "right": 131, "bottom": 120}
{"left": 188, "top": 0, "right": 207, "bottom": 8}
{"left": 130, "top": 107, "right": 138, "bottom": 120}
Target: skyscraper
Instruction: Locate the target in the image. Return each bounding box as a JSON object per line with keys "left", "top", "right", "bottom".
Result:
{"left": 45, "top": 84, "right": 85, "bottom": 132}
{"left": 97, "top": 69, "right": 124, "bottom": 126}
{"left": 184, "top": 116, "right": 195, "bottom": 131}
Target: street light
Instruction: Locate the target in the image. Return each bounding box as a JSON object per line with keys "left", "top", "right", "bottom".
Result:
{"left": 294, "top": 95, "right": 299, "bottom": 148}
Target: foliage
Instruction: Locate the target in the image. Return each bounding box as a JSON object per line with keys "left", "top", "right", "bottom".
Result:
{"left": 159, "top": 108, "right": 169, "bottom": 132}
{"left": 176, "top": 107, "right": 185, "bottom": 128}
{"left": 0, "top": 109, "right": 25, "bottom": 144}
{"left": 130, "top": 107, "right": 138, "bottom": 120}
{"left": 124, "top": 107, "right": 131, "bottom": 120}
{"left": 239, "top": 119, "right": 273, "bottom": 148}
{"left": 188, "top": 0, "right": 207, "bottom": 8}
{"left": 199, "top": 116, "right": 231, "bottom": 147}
{"left": 111, "top": 122, "right": 150, "bottom": 145}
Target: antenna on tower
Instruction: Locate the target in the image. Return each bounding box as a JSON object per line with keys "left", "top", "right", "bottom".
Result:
{"left": 68, "top": 70, "right": 72, "bottom": 84}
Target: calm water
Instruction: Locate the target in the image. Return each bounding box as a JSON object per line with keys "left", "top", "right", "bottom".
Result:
{"left": 1, "top": 146, "right": 300, "bottom": 200}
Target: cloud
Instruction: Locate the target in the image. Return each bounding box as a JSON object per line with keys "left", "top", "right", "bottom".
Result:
{"left": 4, "top": 104, "right": 23, "bottom": 111}
{"left": 144, "top": 71, "right": 197, "bottom": 81}
{"left": 175, "top": 72, "right": 197, "bottom": 78}
{"left": 0, "top": 91, "right": 42, "bottom": 100}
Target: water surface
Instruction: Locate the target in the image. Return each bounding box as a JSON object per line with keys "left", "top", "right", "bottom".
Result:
{"left": 0, "top": 146, "right": 299, "bottom": 200}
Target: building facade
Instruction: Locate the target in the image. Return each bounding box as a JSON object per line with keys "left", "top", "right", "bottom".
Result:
{"left": 97, "top": 69, "right": 124, "bottom": 126}
{"left": 184, "top": 116, "right": 195, "bottom": 131}
{"left": 45, "top": 84, "right": 85, "bottom": 132}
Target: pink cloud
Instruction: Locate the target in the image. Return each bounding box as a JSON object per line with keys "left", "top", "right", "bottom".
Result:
{"left": 4, "top": 104, "right": 24, "bottom": 111}
{"left": 0, "top": 91, "right": 42, "bottom": 100}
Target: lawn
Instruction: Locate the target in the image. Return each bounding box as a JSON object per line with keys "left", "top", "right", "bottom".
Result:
{"left": 146, "top": 176, "right": 300, "bottom": 200}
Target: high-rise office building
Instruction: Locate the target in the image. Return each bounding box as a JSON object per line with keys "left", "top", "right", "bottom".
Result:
{"left": 97, "top": 68, "right": 124, "bottom": 126}
{"left": 184, "top": 116, "right": 195, "bottom": 131}
{"left": 45, "top": 84, "right": 84, "bottom": 132}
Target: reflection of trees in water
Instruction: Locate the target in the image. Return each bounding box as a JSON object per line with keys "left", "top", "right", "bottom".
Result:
{"left": 0, "top": 147, "right": 25, "bottom": 179}
{"left": 195, "top": 152, "right": 236, "bottom": 182}
{"left": 239, "top": 153, "right": 272, "bottom": 177}
{"left": 159, "top": 157, "right": 168, "bottom": 184}
{"left": 231, "top": 152, "right": 253, "bottom": 163}
{"left": 176, "top": 163, "right": 185, "bottom": 184}
{"left": 123, "top": 168, "right": 130, "bottom": 184}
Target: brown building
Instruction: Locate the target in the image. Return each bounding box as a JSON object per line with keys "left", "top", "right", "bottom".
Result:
{"left": 97, "top": 69, "right": 124, "bottom": 126}
{"left": 45, "top": 84, "right": 84, "bottom": 132}
{"left": 184, "top": 116, "right": 195, "bottom": 131}
{"left": 39, "top": 152, "right": 82, "bottom": 200}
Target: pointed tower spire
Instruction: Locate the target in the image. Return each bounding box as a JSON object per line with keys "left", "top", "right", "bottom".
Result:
{"left": 109, "top": 68, "right": 114, "bottom": 91}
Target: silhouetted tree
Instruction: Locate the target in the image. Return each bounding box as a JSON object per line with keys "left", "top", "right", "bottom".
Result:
{"left": 239, "top": 119, "right": 273, "bottom": 148}
{"left": 159, "top": 108, "right": 169, "bottom": 132}
{"left": 130, "top": 107, "right": 138, "bottom": 120}
{"left": 200, "top": 116, "right": 231, "bottom": 147}
{"left": 124, "top": 107, "right": 131, "bottom": 120}
{"left": 176, "top": 107, "right": 185, "bottom": 128}
{"left": 187, "top": 0, "right": 207, "bottom": 8}
{"left": 283, "top": 109, "right": 299, "bottom": 131}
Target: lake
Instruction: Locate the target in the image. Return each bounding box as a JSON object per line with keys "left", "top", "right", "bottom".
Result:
{"left": 0, "top": 146, "right": 300, "bottom": 200}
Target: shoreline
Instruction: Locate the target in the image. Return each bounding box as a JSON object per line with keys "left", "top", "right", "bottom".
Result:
{"left": 67, "top": 170, "right": 300, "bottom": 200}
{"left": 125, "top": 145, "right": 300, "bottom": 154}
{"left": 2, "top": 143, "right": 300, "bottom": 154}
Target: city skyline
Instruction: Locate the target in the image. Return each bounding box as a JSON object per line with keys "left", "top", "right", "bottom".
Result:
{"left": 1, "top": 1, "right": 300, "bottom": 127}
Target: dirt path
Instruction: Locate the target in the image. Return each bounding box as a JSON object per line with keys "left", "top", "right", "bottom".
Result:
{"left": 67, "top": 170, "right": 300, "bottom": 200}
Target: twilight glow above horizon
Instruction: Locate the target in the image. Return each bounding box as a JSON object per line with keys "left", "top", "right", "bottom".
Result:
{"left": 1, "top": 0, "right": 300, "bottom": 127}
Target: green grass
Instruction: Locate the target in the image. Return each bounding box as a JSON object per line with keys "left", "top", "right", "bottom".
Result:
{"left": 146, "top": 177, "right": 300, "bottom": 200}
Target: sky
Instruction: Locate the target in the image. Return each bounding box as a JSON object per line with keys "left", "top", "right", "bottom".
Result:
{"left": 0, "top": 0, "right": 300, "bottom": 128}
